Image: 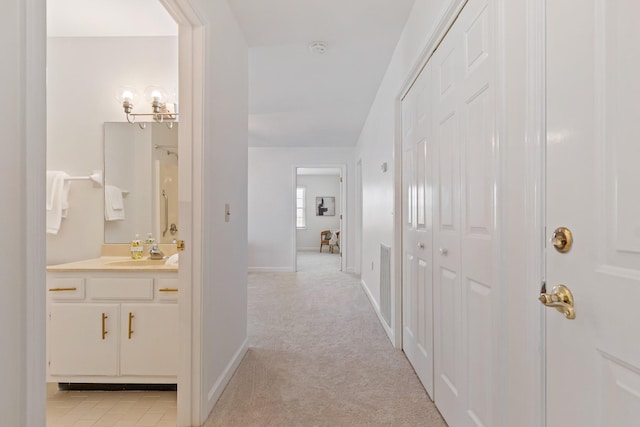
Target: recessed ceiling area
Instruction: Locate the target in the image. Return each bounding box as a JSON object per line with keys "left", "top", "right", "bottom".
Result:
{"left": 229, "top": 0, "right": 417, "bottom": 148}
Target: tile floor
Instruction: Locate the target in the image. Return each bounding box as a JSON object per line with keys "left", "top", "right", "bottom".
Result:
{"left": 46, "top": 383, "right": 176, "bottom": 427}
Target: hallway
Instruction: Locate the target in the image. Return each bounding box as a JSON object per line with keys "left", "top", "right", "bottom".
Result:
{"left": 204, "top": 271, "right": 446, "bottom": 426}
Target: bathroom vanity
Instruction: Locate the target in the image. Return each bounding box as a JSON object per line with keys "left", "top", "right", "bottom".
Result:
{"left": 46, "top": 254, "right": 178, "bottom": 384}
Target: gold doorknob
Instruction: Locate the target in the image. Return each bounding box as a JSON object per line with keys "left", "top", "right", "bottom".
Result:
{"left": 539, "top": 284, "right": 576, "bottom": 319}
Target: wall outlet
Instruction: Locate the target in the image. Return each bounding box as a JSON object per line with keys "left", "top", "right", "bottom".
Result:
{"left": 225, "top": 203, "right": 230, "bottom": 222}
{"left": 371, "top": 261, "right": 374, "bottom": 271}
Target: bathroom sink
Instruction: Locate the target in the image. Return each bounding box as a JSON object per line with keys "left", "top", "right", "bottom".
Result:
{"left": 107, "top": 259, "right": 168, "bottom": 267}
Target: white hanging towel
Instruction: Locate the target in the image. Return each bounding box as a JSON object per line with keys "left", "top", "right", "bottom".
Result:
{"left": 104, "top": 184, "right": 125, "bottom": 221}
{"left": 329, "top": 230, "right": 339, "bottom": 246}
{"left": 46, "top": 171, "right": 70, "bottom": 235}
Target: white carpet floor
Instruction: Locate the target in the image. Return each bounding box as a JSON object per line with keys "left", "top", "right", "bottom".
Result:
{"left": 204, "top": 271, "right": 446, "bottom": 426}
{"left": 296, "top": 250, "right": 341, "bottom": 273}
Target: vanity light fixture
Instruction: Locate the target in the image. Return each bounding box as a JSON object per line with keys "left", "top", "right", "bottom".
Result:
{"left": 116, "top": 85, "right": 178, "bottom": 129}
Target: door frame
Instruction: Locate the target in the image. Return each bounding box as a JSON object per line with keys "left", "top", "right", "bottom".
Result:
{"left": 159, "top": 1, "right": 205, "bottom": 424}
{"left": 26, "top": 0, "right": 206, "bottom": 424}
{"left": 292, "top": 164, "right": 347, "bottom": 272}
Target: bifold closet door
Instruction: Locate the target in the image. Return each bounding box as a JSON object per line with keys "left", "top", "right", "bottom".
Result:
{"left": 402, "top": 61, "right": 435, "bottom": 398}
{"left": 428, "top": 0, "right": 498, "bottom": 425}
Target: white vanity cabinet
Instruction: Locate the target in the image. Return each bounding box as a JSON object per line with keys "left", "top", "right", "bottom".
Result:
{"left": 46, "top": 271, "right": 179, "bottom": 384}
{"left": 49, "top": 302, "right": 119, "bottom": 376}
{"left": 119, "top": 303, "right": 179, "bottom": 376}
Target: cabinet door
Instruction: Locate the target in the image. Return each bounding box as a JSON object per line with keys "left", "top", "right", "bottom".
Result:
{"left": 120, "top": 304, "right": 179, "bottom": 377}
{"left": 48, "top": 303, "right": 119, "bottom": 376}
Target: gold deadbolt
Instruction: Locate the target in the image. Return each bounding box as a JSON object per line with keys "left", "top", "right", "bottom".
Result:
{"left": 539, "top": 284, "right": 576, "bottom": 319}
{"left": 177, "top": 240, "right": 186, "bottom": 252}
{"left": 552, "top": 227, "right": 573, "bottom": 253}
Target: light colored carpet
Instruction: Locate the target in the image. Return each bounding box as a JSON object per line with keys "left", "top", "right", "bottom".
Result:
{"left": 204, "top": 271, "right": 447, "bottom": 427}
{"left": 296, "top": 250, "right": 341, "bottom": 273}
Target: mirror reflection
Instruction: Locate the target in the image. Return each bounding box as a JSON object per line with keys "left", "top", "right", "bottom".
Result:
{"left": 104, "top": 122, "right": 178, "bottom": 244}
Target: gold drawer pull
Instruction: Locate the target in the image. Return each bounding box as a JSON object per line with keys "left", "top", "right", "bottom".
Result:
{"left": 128, "top": 312, "right": 135, "bottom": 339}
{"left": 159, "top": 288, "right": 179, "bottom": 292}
{"left": 49, "top": 287, "right": 77, "bottom": 292}
{"left": 101, "top": 313, "right": 108, "bottom": 340}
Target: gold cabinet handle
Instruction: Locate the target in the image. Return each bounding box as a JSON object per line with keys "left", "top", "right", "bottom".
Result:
{"left": 101, "top": 313, "right": 108, "bottom": 340}
{"left": 49, "top": 287, "right": 77, "bottom": 292}
{"left": 539, "top": 284, "right": 576, "bottom": 319}
{"left": 159, "top": 288, "right": 179, "bottom": 292}
{"left": 128, "top": 312, "right": 135, "bottom": 339}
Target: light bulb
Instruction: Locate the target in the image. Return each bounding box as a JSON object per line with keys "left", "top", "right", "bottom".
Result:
{"left": 144, "top": 86, "right": 168, "bottom": 104}
{"left": 122, "top": 90, "right": 134, "bottom": 102}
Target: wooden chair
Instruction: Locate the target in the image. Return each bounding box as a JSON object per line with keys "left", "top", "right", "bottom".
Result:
{"left": 320, "top": 230, "right": 331, "bottom": 252}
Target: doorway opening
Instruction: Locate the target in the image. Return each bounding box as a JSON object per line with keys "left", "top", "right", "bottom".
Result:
{"left": 44, "top": 0, "right": 199, "bottom": 425}
{"left": 294, "top": 166, "right": 345, "bottom": 273}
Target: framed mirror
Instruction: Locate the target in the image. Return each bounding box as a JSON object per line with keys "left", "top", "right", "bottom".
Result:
{"left": 104, "top": 122, "right": 178, "bottom": 244}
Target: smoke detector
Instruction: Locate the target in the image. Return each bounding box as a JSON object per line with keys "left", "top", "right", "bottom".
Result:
{"left": 309, "top": 41, "right": 328, "bottom": 54}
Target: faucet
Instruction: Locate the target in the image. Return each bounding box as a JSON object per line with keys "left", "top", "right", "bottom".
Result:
{"left": 148, "top": 243, "right": 165, "bottom": 260}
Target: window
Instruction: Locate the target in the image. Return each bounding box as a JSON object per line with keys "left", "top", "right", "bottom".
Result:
{"left": 296, "top": 186, "right": 306, "bottom": 228}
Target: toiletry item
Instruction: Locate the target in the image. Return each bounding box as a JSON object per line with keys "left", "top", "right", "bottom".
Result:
{"left": 145, "top": 233, "right": 155, "bottom": 244}
{"left": 130, "top": 234, "right": 143, "bottom": 259}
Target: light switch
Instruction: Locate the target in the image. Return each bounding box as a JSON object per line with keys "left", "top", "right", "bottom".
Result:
{"left": 225, "top": 204, "right": 230, "bottom": 222}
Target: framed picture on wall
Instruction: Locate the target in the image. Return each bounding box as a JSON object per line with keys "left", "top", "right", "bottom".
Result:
{"left": 316, "top": 196, "right": 335, "bottom": 216}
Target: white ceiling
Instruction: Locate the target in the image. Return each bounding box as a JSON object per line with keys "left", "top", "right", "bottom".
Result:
{"left": 47, "top": 0, "right": 177, "bottom": 37}
{"left": 229, "top": 0, "right": 417, "bottom": 147}
{"left": 47, "top": 0, "right": 416, "bottom": 148}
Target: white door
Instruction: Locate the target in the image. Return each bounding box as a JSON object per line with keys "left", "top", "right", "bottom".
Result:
{"left": 402, "top": 63, "right": 435, "bottom": 397}
{"left": 432, "top": 0, "right": 497, "bottom": 425}
{"left": 545, "top": 1, "right": 640, "bottom": 425}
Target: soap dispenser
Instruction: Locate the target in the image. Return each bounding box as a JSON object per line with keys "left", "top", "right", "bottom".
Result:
{"left": 130, "top": 234, "right": 143, "bottom": 259}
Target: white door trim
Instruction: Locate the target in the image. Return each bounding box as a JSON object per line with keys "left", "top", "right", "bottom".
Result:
{"left": 158, "top": 1, "right": 205, "bottom": 425}
{"left": 26, "top": 0, "right": 47, "bottom": 425}
{"left": 293, "top": 164, "right": 348, "bottom": 272}
{"left": 521, "top": 0, "right": 546, "bottom": 424}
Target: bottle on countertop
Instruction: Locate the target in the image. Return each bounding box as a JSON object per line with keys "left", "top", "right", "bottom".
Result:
{"left": 130, "top": 234, "right": 143, "bottom": 259}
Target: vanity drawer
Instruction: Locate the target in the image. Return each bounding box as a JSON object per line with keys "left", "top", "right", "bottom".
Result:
{"left": 87, "top": 278, "right": 154, "bottom": 300}
{"left": 48, "top": 278, "right": 85, "bottom": 300}
{"left": 156, "top": 278, "right": 179, "bottom": 302}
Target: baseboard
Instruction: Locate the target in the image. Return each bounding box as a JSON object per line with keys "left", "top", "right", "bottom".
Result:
{"left": 203, "top": 337, "right": 249, "bottom": 419}
{"left": 297, "top": 247, "right": 320, "bottom": 251}
{"left": 248, "top": 267, "right": 293, "bottom": 273}
{"left": 360, "top": 279, "right": 395, "bottom": 345}
{"left": 345, "top": 267, "right": 357, "bottom": 274}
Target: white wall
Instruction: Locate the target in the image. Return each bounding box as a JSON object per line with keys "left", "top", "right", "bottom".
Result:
{"left": 296, "top": 175, "right": 341, "bottom": 250}
{"left": 46, "top": 36, "right": 178, "bottom": 264}
{"left": 355, "top": 0, "right": 453, "bottom": 321}
{"left": 192, "top": 0, "right": 249, "bottom": 420}
{"left": 248, "top": 147, "right": 354, "bottom": 272}
{"left": 1, "top": 0, "right": 46, "bottom": 424}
